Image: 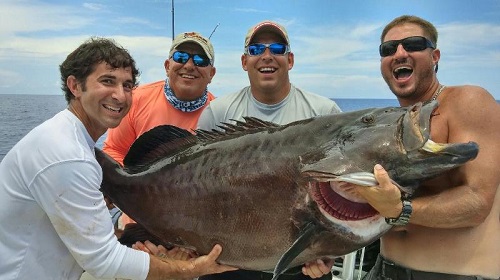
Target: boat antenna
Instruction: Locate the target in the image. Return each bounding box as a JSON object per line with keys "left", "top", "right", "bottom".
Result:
{"left": 208, "top": 23, "right": 220, "bottom": 39}
{"left": 171, "top": 0, "right": 175, "bottom": 41}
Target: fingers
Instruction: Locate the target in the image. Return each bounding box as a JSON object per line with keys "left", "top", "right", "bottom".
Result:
{"left": 205, "top": 244, "right": 222, "bottom": 262}
{"left": 197, "top": 244, "right": 238, "bottom": 274}
{"left": 374, "top": 164, "right": 391, "bottom": 187}
{"left": 132, "top": 241, "right": 151, "bottom": 254}
{"left": 302, "top": 259, "right": 332, "bottom": 278}
{"left": 166, "top": 246, "right": 192, "bottom": 261}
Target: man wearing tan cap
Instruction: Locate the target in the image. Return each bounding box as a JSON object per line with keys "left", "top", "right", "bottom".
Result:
{"left": 103, "top": 31, "right": 217, "bottom": 228}
{"left": 198, "top": 20, "right": 340, "bottom": 131}
{"left": 198, "top": 20, "right": 338, "bottom": 280}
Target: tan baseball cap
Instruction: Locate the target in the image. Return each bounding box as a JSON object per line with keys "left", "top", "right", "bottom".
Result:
{"left": 169, "top": 32, "right": 215, "bottom": 62}
{"left": 244, "top": 20, "right": 290, "bottom": 47}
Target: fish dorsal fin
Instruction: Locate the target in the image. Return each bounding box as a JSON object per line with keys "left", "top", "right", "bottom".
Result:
{"left": 195, "top": 116, "right": 281, "bottom": 141}
{"left": 123, "top": 125, "right": 196, "bottom": 169}
{"left": 272, "top": 222, "right": 319, "bottom": 280}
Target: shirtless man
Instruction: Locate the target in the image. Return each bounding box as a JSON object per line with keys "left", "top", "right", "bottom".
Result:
{"left": 357, "top": 15, "right": 500, "bottom": 280}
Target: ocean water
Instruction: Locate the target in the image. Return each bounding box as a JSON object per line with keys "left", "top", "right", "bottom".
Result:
{"left": 0, "top": 94, "right": 400, "bottom": 162}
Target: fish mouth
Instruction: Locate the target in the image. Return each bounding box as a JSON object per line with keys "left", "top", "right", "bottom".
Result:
{"left": 308, "top": 181, "right": 378, "bottom": 221}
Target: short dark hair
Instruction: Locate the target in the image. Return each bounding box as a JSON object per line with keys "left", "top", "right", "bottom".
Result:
{"left": 381, "top": 15, "right": 438, "bottom": 47}
{"left": 59, "top": 37, "right": 140, "bottom": 103}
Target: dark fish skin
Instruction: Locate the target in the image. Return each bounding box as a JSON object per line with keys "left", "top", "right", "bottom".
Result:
{"left": 97, "top": 101, "right": 478, "bottom": 274}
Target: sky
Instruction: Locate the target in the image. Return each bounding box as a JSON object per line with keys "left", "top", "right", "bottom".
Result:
{"left": 1, "top": 0, "right": 499, "bottom": 100}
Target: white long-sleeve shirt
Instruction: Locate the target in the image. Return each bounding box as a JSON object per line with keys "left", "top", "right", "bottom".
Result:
{"left": 0, "top": 109, "right": 149, "bottom": 280}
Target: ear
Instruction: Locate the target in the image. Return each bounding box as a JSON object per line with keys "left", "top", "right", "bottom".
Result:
{"left": 432, "top": 48, "right": 440, "bottom": 66}
{"left": 67, "top": 75, "right": 81, "bottom": 98}
{"left": 241, "top": 54, "right": 248, "bottom": 71}
{"left": 208, "top": 66, "right": 217, "bottom": 84}
{"left": 287, "top": 52, "right": 295, "bottom": 70}
{"left": 164, "top": 59, "right": 170, "bottom": 71}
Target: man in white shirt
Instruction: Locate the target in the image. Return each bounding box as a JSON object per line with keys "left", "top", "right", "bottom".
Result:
{"left": 0, "top": 37, "right": 236, "bottom": 280}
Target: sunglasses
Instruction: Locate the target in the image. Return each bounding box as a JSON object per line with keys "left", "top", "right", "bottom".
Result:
{"left": 171, "top": 51, "right": 211, "bottom": 67}
{"left": 379, "top": 36, "right": 435, "bottom": 57}
{"left": 245, "top": 43, "right": 290, "bottom": 56}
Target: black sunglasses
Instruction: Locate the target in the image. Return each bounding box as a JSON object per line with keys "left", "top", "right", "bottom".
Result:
{"left": 245, "top": 43, "right": 290, "bottom": 56}
{"left": 379, "top": 36, "right": 435, "bottom": 57}
{"left": 171, "top": 51, "right": 211, "bottom": 67}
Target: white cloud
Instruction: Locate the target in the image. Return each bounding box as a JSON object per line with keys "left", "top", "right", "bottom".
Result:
{"left": 0, "top": 0, "right": 499, "bottom": 100}
{"left": 0, "top": 1, "right": 93, "bottom": 36}
{"left": 83, "top": 2, "right": 106, "bottom": 11}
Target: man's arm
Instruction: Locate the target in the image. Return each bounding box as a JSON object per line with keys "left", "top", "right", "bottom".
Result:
{"left": 406, "top": 87, "right": 500, "bottom": 228}
{"left": 146, "top": 244, "right": 238, "bottom": 279}
{"left": 358, "top": 87, "right": 500, "bottom": 228}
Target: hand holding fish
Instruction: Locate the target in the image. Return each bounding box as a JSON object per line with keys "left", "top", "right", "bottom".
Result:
{"left": 301, "top": 258, "right": 335, "bottom": 278}
{"left": 353, "top": 164, "right": 404, "bottom": 219}
{"left": 133, "top": 240, "right": 197, "bottom": 260}
{"left": 134, "top": 241, "right": 202, "bottom": 280}
{"left": 146, "top": 244, "right": 238, "bottom": 279}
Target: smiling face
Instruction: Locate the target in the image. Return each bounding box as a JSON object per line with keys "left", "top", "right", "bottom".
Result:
{"left": 241, "top": 32, "right": 294, "bottom": 104}
{"left": 380, "top": 23, "right": 440, "bottom": 104}
{"left": 165, "top": 42, "right": 216, "bottom": 101}
{"left": 67, "top": 62, "right": 134, "bottom": 141}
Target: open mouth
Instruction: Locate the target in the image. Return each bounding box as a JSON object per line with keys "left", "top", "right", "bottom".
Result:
{"left": 259, "top": 67, "right": 276, "bottom": 73}
{"left": 103, "top": 104, "right": 122, "bottom": 113}
{"left": 181, "top": 74, "right": 196, "bottom": 79}
{"left": 309, "top": 181, "right": 378, "bottom": 221}
{"left": 393, "top": 66, "right": 413, "bottom": 80}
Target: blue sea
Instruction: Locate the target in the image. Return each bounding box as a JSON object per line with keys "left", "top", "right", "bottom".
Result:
{"left": 0, "top": 94, "right": 400, "bottom": 162}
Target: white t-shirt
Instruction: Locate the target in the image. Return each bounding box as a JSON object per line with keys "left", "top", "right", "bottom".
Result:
{"left": 0, "top": 109, "right": 149, "bottom": 280}
{"left": 197, "top": 84, "right": 341, "bottom": 130}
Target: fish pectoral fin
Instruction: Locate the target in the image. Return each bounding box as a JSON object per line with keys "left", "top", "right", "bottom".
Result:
{"left": 300, "top": 149, "right": 350, "bottom": 177}
{"left": 272, "top": 222, "right": 319, "bottom": 280}
{"left": 119, "top": 223, "right": 172, "bottom": 249}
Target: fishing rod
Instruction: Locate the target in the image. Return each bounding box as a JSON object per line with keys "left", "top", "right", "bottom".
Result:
{"left": 208, "top": 23, "right": 220, "bottom": 39}
{"left": 170, "top": 0, "right": 219, "bottom": 40}
{"left": 171, "top": 0, "right": 175, "bottom": 41}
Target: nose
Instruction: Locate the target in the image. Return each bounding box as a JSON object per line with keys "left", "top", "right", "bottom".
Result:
{"left": 183, "top": 57, "right": 196, "bottom": 68}
{"left": 260, "top": 47, "right": 273, "bottom": 60}
{"left": 393, "top": 43, "right": 409, "bottom": 57}
{"left": 112, "top": 85, "right": 128, "bottom": 102}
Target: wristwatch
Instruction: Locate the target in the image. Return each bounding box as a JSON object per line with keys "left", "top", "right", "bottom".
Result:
{"left": 385, "top": 198, "right": 412, "bottom": 226}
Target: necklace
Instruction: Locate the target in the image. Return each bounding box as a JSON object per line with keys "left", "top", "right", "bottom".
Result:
{"left": 430, "top": 84, "right": 446, "bottom": 101}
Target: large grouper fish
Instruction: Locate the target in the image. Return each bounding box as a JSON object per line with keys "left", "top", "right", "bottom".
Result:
{"left": 96, "top": 101, "right": 478, "bottom": 279}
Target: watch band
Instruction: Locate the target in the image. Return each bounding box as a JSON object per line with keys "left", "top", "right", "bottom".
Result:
{"left": 385, "top": 198, "right": 412, "bottom": 226}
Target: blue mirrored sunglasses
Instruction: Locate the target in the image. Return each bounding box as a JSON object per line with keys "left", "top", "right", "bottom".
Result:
{"left": 245, "top": 43, "right": 290, "bottom": 56}
{"left": 171, "top": 51, "right": 211, "bottom": 67}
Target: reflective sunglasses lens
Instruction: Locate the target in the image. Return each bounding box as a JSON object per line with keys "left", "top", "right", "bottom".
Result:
{"left": 269, "top": 43, "right": 288, "bottom": 55}
{"left": 193, "top": 54, "right": 210, "bottom": 67}
{"left": 172, "top": 51, "right": 189, "bottom": 63}
{"left": 248, "top": 44, "right": 265, "bottom": 56}
{"left": 172, "top": 51, "right": 210, "bottom": 67}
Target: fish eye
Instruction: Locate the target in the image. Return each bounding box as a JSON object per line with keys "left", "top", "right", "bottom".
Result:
{"left": 361, "top": 115, "right": 375, "bottom": 124}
